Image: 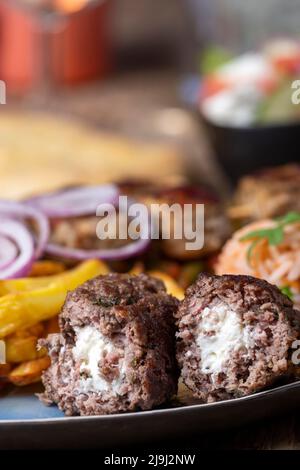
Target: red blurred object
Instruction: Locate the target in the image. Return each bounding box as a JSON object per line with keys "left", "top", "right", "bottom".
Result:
{"left": 0, "top": 0, "right": 111, "bottom": 94}
{"left": 52, "top": 1, "right": 111, "bottom": 85}
{"left": 272, "top": 56, "right": 300, "bottom": 75}
{"left": 200, "top": 74, "right": 278, "bottom": 103}
{"left": 256, "top": 76, "right": 279, "bottom": 94}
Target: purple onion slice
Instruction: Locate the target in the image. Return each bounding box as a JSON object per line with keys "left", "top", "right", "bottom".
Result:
{"left": 0, "top": 219, "right": 35, "bottom": 279}
{"left": 26, "top": 185, "right": 119, "bottom": 218}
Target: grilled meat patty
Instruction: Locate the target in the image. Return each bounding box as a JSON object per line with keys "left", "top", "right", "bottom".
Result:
{"left": 49, "top": 182, "right": 230, "bottom": 262}
{"left": 40, "top": 273, "right": 179, "bottom": 415}
{"left": 176, "top": 273, "right": 300, "bottom": 403}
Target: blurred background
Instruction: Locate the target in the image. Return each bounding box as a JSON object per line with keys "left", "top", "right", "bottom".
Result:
{"left": 1, "top": 0, "right": 300, "bottom": 199}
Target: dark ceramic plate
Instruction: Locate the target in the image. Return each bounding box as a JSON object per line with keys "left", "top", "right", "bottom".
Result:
{"left": 1, "top": 381, "right": 300, "bottom": 449}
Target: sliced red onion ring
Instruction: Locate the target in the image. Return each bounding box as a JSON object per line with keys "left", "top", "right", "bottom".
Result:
{"left": 45, "top": 237, "right": 150, "bottom": 261}
{"left": 0, "top": 219, "right": 35, "bottom": 279}
{"left": 45, "top": 195, "right": 151, "bottom": 261}
{"left": 0, "top": 235, "right": 18, "bottom": 270}
{"left": 26, "top": 185, "right": 119, "bottom": 218}
{"left": 0, "top": 200, "right": 50, "bottom": 259}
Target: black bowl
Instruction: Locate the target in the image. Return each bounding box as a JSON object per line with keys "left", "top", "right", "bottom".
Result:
{"left": 201, "top": 115, "right": 300, "bottom": 184}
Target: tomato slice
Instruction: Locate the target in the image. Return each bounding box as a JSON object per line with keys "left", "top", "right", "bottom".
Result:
{"left": 272, "top": 55, "right": 300, "bottom": 75}
{"left": 200, "top": 76, "right": 230, "bottom": 100}
{"left": 256, "top": 76, "right": 279, "bottom": 94}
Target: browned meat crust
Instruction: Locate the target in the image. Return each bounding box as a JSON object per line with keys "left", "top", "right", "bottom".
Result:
{"left": 40, "top": 273, "right": 179, "bottom": 415}
{"left": 176, "top": 273, "right": 300, "bottom": 403}
{"left": 231, "top": 164, "right": 300, "bottom": 222}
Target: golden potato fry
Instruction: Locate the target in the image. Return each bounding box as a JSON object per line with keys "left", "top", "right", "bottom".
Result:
{"left": 0, "top": 259, "right": 109, "bottom": 296}
{"left": 0, "top": 363, "right": 11, "bottom": 378}
{"left": 14, "top": 322, "right": 45, "bottom": 339}
{"left": 148, "top": 270, "right": 185, "bottom": 300}
{"left": 5, "top": 336, "right": 46, "bottom": 363}
{"left": 0, "top": 260, "right": 108, "bottom": 338}
{"left": 29, "top": 261, "right": 66, "bottom": 277}
{"left": 129, "top": 263, "right": 144, "bottom": 275}
{"left": 44, "top": 316, "right": 60, "bottom": 335}
{"left": 9, "top": 356, "right": 50, "bottom": 386}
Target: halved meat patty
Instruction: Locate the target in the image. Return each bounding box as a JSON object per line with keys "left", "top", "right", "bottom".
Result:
{"left": 39, "top": 273, "right": 179, "bottom": 415}
{"left": 176, "top": 273, "right": 300, "bottom": 402}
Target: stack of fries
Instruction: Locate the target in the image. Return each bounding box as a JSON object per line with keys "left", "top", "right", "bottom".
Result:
{"left": 0, "top": 259, "right": 108, "bottom": 387}
{"left": 0, "top": 259, "right": 184, "bottom": 389}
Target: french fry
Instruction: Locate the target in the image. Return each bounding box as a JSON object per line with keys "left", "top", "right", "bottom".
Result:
{"left": 29, "top": 260, "right": 66, "bottom": 277}
{"left": 148, "top": 270, "right": 185, "bottom": 300}
{"left": 0, "top": 363, "right": 10, "bottom": 391}
{"left": 0, "top": 259, "right": 109, "bottom": 295}
{"left": 14, "top": 322, "right": 45, "bottom": 339}
{"left": 9, "top": 356, "right": 50, "bottom": 386}
{"left": 129, "top": 262, "right": 144, "bottom": 275}
{"left": 0, "top": 363, "right": 11, "bottom": 378}
{"left": 0, "top": 260, "right": 108, "bottom": 338}
{"left": 5, "top": 336, "right": 46, "bottom": 363}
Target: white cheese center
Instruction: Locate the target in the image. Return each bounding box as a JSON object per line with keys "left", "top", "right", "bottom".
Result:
{"left": 197, "top": 304, "right": 251, "bottom": 376}
{"left": 73, "top": 326, "right": 124, "bottom": 394}
{"left": 201, "top": 53, "right": 274, "bottom": 127}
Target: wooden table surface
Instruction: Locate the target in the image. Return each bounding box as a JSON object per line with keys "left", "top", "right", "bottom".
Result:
{"left": 10, "top": 68, "right": 229, "bottom": 196}
{"left": 9, "top": 68, "right": 300, "bottom": 450}
{"left": 191, "top": 411, "right": 300, "bottom": 450}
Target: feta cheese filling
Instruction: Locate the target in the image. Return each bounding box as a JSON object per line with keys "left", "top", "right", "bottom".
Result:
{"left": 73, "top": 326, "right": 125, "bottom": 394}
{"left": 197, "top": 304, "right": 252, "bottom": 376}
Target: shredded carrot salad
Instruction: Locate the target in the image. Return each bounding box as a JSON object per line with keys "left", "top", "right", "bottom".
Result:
{"left": 216, "top": 219, "right": 300, "bottom": 307}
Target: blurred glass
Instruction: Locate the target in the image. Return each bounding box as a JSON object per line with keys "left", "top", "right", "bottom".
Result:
{"left": 0, "top": 0, "right": 110, "bottom": 96}
{"left": 187, "top": 0, "right": 300, "bottom": 53}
